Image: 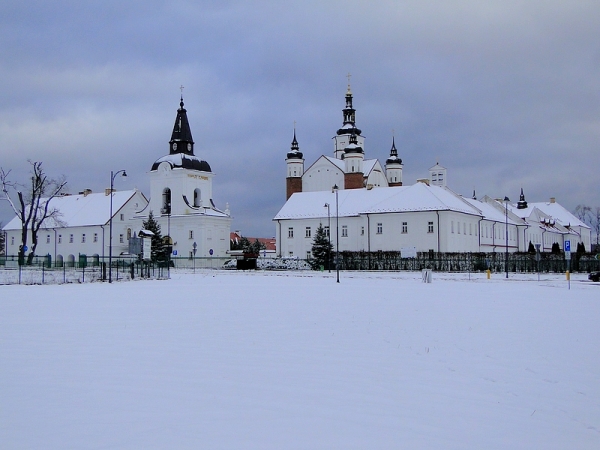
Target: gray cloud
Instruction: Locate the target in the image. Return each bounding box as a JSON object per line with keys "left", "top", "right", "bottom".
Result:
{"left": 1, "top": 1, "right": 599, "bottom": 236}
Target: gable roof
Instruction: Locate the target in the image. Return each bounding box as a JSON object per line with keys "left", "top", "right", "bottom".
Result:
{"left": 274, "top": 182, "right": 482, "bottom": 220}
{"left": 2, "top": 190, "right": 146, "bottom": 231}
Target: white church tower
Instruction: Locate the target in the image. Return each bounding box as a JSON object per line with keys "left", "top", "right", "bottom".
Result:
{"left": 333, "top": 79, "right": 365, "bottom": 160}
{"left": 137, "top": 95, "right": 231, "bottom": 259}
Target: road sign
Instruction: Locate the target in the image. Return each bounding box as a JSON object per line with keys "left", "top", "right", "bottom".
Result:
{"left": 209, "top": 249, "right": 213, "bottom": 256}
{"left": 193, "top": 241, "right": 197, "bottom": 256}
{"left": 564, "top": 240, "right": 571, "bottom": 252}
{"left": 565, "top": 250, "right": 571, "bottom": 260}
{"left": 23, "top": 245, "right": 28, "bottom": 252}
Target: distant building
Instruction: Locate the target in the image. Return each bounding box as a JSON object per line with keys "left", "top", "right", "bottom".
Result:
{"left": 274, "top": 82, "right": 591, "bottom": 257}
{"left": 3, "top": 96, "right": 232, "bottom": 263}
{"left": 3, "top": 189, "right": 147, "bottom": 266}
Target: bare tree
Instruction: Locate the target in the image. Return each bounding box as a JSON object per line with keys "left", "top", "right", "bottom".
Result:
{"left": 592, "top": 207, "right": 600, "bottom": 250}
{"left": 0, "top": 221, "right": 4, "bottom": 255}
{"left": 1, "top": 161, "right": 67, "bottom": 265}
{"left": 574, "top": 204, "right": 591, "bottom": 223}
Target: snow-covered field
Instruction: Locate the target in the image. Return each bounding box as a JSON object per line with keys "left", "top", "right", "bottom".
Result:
{"left": 1, "top": 270, "right": 598, "bottom": 449}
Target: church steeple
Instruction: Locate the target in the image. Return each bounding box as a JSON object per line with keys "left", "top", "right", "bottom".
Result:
{"left": 336, "top": 74, "right": 362, "bottom": 137}
{"left": 169, "top": 96, "right": 195, "bottom": 156}
{"left": 517, "top": 188, "right": 528, "bottom": 209}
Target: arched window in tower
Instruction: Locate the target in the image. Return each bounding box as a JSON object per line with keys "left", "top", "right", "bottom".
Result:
{"left": 162, "top": 188, "right": 171, "bottom": 214}
{"left": 193, "top": 188, "right": 201, "bottom": 207}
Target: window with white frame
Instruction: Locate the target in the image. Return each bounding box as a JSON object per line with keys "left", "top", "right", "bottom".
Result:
{"left": 451, "top": 221, "right": 454, "bottom": 233}
{"left": 305, "top": 227, "right": 311, "bottom": 238}
{"left": 46, "top": 234, "right": 51, "bottom": 244}
{"left": 324, "top": 226, "right": 330, "bottom": 237}
{"left": 69, "top": 234, "right": 74, "bottom": 243}
{"left": 119, "top": 234, "right": 124, "bottom": 243}
{"left": 11, "top": 236, "right": 14, "bottom": 245}
{"left": 342, "top": 225, "right": 348, "bottom": 237}
{"left": 428, "top": 221, "right": 434, "bottom": 233}
{"left": 402, "top": 222, "right": 408, "bottom": 233}
{"left": 82, "top": 234, "right": 86, "bottom": 243}
{"left": 377, "top": 223, "right": 383, "bottom": 234}
{"left": 120, "top": 213, "right": 124, "bottom": 221}
{"left": 93, "top": 233, "right": 98, "bottom": 242}
{"left": 306, "top": 250, "right": 311, "bottom": 259}
{"left": 469, "top": 223, "right": 472, "bottom": 235}
{"left": 58, "top": 235, "right": 62, "bottom": 244}
{"left": 361, "top": 226, "right": 364, "bottom": 235}
{"left": 189, "top": 230, "right": 194, "bottom": 239}
{"left": 288, "top": 227, "right": 294, "bottom": 238}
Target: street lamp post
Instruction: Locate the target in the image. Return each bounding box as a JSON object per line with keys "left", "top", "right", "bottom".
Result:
{"left": 324, "top": 202, "right": 331, "bottom": 273}
{"left": 108, "top": 169, "right": 127, "bottom": 283}
{"left": 332, "top": 185, "right": 340, "bottom": 283}
{"left": 504, "top": 196, "right": 510, "bottom": 279}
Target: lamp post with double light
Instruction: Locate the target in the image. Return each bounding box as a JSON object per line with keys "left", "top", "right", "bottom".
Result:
{"left": 332, "top": 184, "right": 340, "bottom": 283}
{"left": 324, "top": 202, "right": 331, "bottom": 272}
{"left": 108, "top": 169, "right": 127, "bottom": 283}
{"left": 504, "top": 196, "right": 510, "bottom": 279}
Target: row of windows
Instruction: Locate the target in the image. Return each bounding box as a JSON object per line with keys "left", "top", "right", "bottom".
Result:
{"left": 288, "top": 222, "right": 437, "bottom": 238}
{"left": 451, "top": 221, "right": 478, "bottom": 236}
{"left": 11, "top": 231, "right": 130, "bottom": 245}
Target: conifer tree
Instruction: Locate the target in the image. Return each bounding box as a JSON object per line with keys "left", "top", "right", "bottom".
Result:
{"left": 142, "top": 211, "right": 167, "bottom": 262}
{"left": 310, "top": 224, "right": 333, "bottom": 270}
{"left": 528, "top": 241, "right": 536, "bottom": 254}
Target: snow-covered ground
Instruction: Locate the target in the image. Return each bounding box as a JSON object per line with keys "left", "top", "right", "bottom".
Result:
{"left": 1, "top": 270, "right": 598, "bottom": 449}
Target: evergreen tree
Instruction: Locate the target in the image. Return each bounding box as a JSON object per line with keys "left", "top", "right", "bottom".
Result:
{"left": 310, "top": 224, "right": 333, "bottom": 270}
{"left": 528, "top": 241, "right": 536, "bottom": 254}
{"left": 551, "top": 242, "right": 560, "bottom": 254}
{"left": 142, "top": 211, "right": 167, "bottom": 262}
{"left": 248, "top": 238, "right": 265, "bottom": 255}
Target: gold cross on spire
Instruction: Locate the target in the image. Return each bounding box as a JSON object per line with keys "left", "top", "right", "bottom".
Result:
{"left": 179, "top": 85, "right": 185, "bottom": 98}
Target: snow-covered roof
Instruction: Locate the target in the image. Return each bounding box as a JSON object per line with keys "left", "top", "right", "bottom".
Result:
{"left": 3, "top": 190, "right": 143, "bottom": 230}
{"left": 462, "top": 197, "right": 521, "bottom": 225}
{"left": 322, "top": 156, "right": 345, "bottom": 171}
{"left": 274, "top": 183, "right": 482, "bottom": 220}
{"left": 527, "top": 202, "right": 589, "bottom": 229}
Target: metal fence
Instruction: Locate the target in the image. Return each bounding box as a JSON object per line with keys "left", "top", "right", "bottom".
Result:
{"left": 1, "top": 251, "right": 598, "bottom": 285}
{"left": 331, "top": 251, "right": 600, "bottom": 273}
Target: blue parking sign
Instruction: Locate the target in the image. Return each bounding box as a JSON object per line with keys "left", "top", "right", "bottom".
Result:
{"left": 564, "top": 240, "right": 570, "bottom": 252}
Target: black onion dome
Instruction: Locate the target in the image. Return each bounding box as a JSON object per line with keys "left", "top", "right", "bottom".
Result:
{"left": 151, "top": 154, "right": 212, "bottom": 172}
{"left": 344, "top": 131, "right": 364, "bottom": 154}
{"left": 386, "top": 137, "right": 402, "bottom": 165}
{"left": 286, "top": 130, "right": 303, "bottom": 159}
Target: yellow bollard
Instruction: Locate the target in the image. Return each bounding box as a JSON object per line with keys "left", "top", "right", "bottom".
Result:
{"left": 566, "top": 270, "right": 570, "bottom": 281}
{"left": 486, "top": 269, "right": 491, "bottom": 279}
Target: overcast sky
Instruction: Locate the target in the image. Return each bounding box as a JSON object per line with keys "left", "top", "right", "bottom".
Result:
{"left": 1, "top": 1, "right": 599, "bottom": 237}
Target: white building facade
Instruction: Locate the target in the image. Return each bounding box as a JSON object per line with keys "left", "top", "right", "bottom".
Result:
{"left": 3, "top": 189, "right": 147, "bottom": 266}
{"left": 133, "top": 96, "right": 231, "bottom": 259}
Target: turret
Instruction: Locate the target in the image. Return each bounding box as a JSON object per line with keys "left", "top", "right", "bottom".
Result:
{"left": 385, "top": 137, "right": 403, "bottom": 187}
{"left": 286, "top": 129, "right": 304, "bottom": 200}
{"left": 517, "top": 188, "right": 528, "bottom": 209}
{"left": 343, "top": 131, "right": 364, "bottom": 189}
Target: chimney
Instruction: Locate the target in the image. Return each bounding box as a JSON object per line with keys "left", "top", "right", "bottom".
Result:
{"left": 550, "top": 197, "right": 556, "bottom": 203}
{"left": 416, "top": 178, "right": 430, "bottom": 186}
{"left": 79, "top": 189, "right": 92, "bottom": 197}
{"left": 105, "top": 188, "right": 115, "bottom": 196}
